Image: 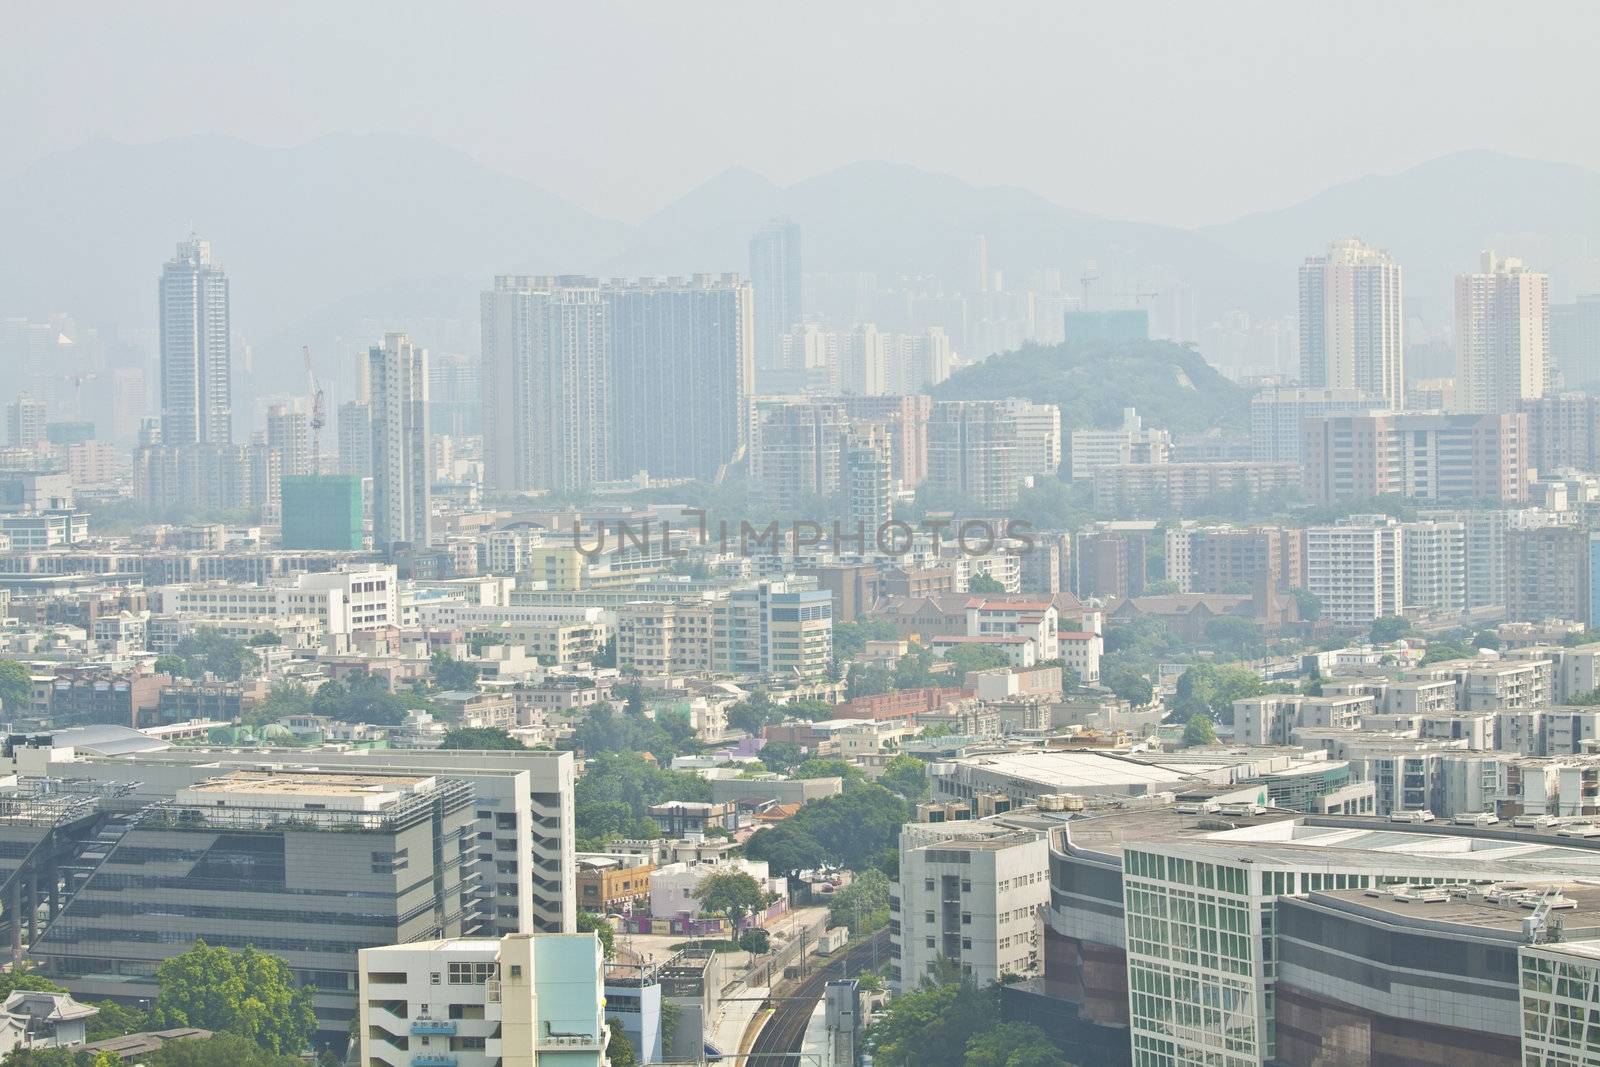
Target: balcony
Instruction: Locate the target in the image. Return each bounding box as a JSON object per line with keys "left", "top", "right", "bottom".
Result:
{"left": 410, "top": 1022, "right": 458, "bottom": 1035}
{"left": 412, "top": 1057, "right": 457, "bottom": 1067}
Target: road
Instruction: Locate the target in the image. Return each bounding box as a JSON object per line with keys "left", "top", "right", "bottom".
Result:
{"left": 744, "top": 929, "right": 888, "bottom": 1067}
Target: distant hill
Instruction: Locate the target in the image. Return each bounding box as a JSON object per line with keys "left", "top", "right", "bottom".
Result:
{"left": 1202, "top": 150, "right": 1600, "bottom": 322}
{"left": 933, "top": 339, "right": 1251, "bottom": 435}
{"left": 609, "top": 160, "right": 1279, "bottom": 319}
{"left": 0, "top": 133, "right": 625, "bottom": 396}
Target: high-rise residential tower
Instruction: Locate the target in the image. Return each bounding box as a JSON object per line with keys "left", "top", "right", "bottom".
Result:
{"left": 481, "top": 276, "right": 610, "bottom": 493}
{"left": 368, "top": 332, "right": 430, "bottom": 550}
{"left": 266, "top": 401, "right": 311, "bottom": 477}
{"left": 158, "top": 235, "right": 232, "bottom": 445}
{"left": 1298, "top": 238, "right": 1404, "bottom": 409}
{"left": 749, "top": 219, "right": 803, "bottom": 373}
{"left": 1454, "top": 250, "right": 1550, "bottom": 413}
{"left": 606, "top": 274, "right": 754, "bottom": 481}
{"left": 338, "top": 400, "right": 373, "bottom": 479}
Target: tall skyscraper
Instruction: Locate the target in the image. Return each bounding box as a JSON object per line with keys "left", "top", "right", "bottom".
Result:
{"left": 606, "top": 274, "right": 754, "bottom": 481}
{"left": 749, "top": 219, "right": 803, "bottom": 373}
{"left": 1298, "top": 238, "right": 1404, "bottom": 409}
{"left": 5, "top": 393, "right": 46, "bottom": 450}
{"left": 1454, "top": 251, "right": 1550, "bottom": 413}
{"left": 338, "top": 400, "right": 373, "bottom": 479}
{"left": 926, "top": 400, "right": 1021, "bottom": 511}
{"left": 158, "top": 235, "right": 232, "bottom": 445}
{"left": 481, "top": 276, "right": 610, "bottom": 493}
{"left": 369, "top": 332, "right": 431, "bottom": 550}
{"left": 266, "top": 401, "right": 311, "bottom": 477}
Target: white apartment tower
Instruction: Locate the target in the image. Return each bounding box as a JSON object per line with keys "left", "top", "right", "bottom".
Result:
{"left": 159, "top": 235, "right": 232, "bottom": 445}
{"left": 481, "top": 277, "right": 611, "bottom": 493}
{"left": 1298, "top": 239, "right": 1404, "bottom": 409}
{"left": 369, "top": 332, "right": 431, "bottom": 550}
{"left": 1305, "top": 514, "right": 1404, "bottom": 626}
{"left": 1454, "top": 250, "right": 1550, "bottom": 414}
{"left": 750, "top": 219, "right": 803, "bottom": 372}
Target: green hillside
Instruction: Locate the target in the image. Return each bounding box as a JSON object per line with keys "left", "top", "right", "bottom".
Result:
{"left": 933, "top": 338, "right": 1251, "bottom": 434}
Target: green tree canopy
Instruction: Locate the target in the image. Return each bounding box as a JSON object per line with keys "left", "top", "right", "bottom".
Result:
{"left": 606, "top": 1020, "right": 637, "bottom": 1067}
{"left": 793, "top": 758, "right": 866, "bottom": 788}
{"left": 967, "top": 574, "right": 1005, "bottom": 593}
{"left": 1370, "top": 615, "right": 1413, "bottom": 643}
{"left": 942, "top": 644, "right": 1012, "bottom": 677}
{"left": 833, "top": 619, "right": 899, "bottom": 660}
{"left": 758, "top": 740, "right": 805, "bottom": 773}
{"left": 828, "top": 868, "right": 891, "bottom": 936}
{"left": 311, "top": 673, "right": 412, "bottom": 726}
{"left": 575, "top": 753, "right": 711, "bottom": 849}
{"left": 963, "top": 1022, "right": 1071, "bottom": 1067}
{"left": 171, "top": 628, "right": 260, "bottom": 681}
{"left": 693, "top": 870, "right": 769, "bottom": 924}
{"left": 1171, "top": 663, "right": 1262, "bottom": 724}
{"left": 744, "top": 784, "right": 912, "bottom": 875}
{"left": 0, "top": 659, "right": 32, "bottom": 712}
{"left": 1181, "top": 714, "right": 1219, "bottom": 748}
{"left": 577, "top": 912, "right": 615, "bottom": 958}
{"left": 846, "top": 664, "right": 895, "bottom": 699}
{"left": 430, "top": 651, "right": 480, "bottom": 691}
{"left": 878, "top": 754, "right": 929, "bottom": 801}
{"left": 151, "top": 941, "right": 316, "bottom": 1054}
{"left": 1100, "top": 653, "right": 1155, "bottom": 706}
{"left": 441, "top": 727, "right": 525, "bottom": 750}
{"left": 893, "top": 645, "right": 937, "bottom": 690}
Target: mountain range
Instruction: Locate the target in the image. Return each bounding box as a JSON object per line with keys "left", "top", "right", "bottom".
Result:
{"left": 4, "top": 135, "right": 1599, "bottom": 400}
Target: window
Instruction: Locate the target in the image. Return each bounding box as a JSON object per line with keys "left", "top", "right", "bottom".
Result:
{"left": 509, "top": 965, "right": 522, "bottom": 978}
{"left": 447, "top": 962, "right": 498, "bottom": 985}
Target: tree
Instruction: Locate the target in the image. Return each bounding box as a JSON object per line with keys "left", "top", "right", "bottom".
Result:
{"left": 1473, "top": 629, "right": 1503, "bottom": 650}
{"left": 758, "top": 740, "right": 805, "bottom": 773}
{"left": 243, "top": 680, "right": 312, "bottom": 727}
{"left": 441, "top": 727, "right": 525, "bottom": 750}
{"left": 311, "top": 673, "right": 412, "bottom": 726}
{"left": 726, "top": 689, "right": 778, "bottom": 736}
{"left": 967, "top": 574, "right": 1005, "bottom": 593}
{"left": 145, "top": 1034, "right": 305, "bottom": 1067}
{"left": 1181, "top": 714, "right": 1219, "bottom": 748}
{"left": 833, "top": 619, "right": 899, "bottom": 660}
{"left": 244, "top": 632, "right": 281, "bottom": 647}
{"left": 964, "top": 1022, "right": 1071, "bottom": 1067}
{"left": 172, "top": 628, "right": 260, "bottom": 681}
{"left": 1203, "top": 616, "right": 1267, "bottom": 660}
{"left": 878, "top": 754, "right": 929, "bottom": 801}
{"left": 575, "top": 753, "right": 711, "bottom": 849}
{"left": 744, "top": 785, "right": 912, "bottom": 875}
{"left": 893, "top": 645, "right": 937, "bottom": 690}
{"left": 0, "top": 659, "right": 31, "bottom": 713}
{"left": 606, "top": 1020, "right": 638, "bottom": 1067}
{"left": 1370, "top": 615, "right": 1412, "bottom": 643}
{"left": 86, "top": 998, "right": 150, "bottom": 1042}
{"left": 846, "top": 664, "right": 894, "bottom": 699}
{"left": 693, "top": 871, "right": 769, "bottom": 926}
{"left": 430, "top": 651, "right": 480, "bottom": 691}
{"left": 1142, "top": 578, "right": 1181, "bottom": 595}
{"left": 153, "top": 654, "right": 188, "bottom": 678}
{"left": 829, "top": 868, "right": 891, "bottom": 936}
{"left": 1171, "top": 663, "right": 1262, "bottom": 724}
{"left": 1289, "top": 587, "right": 1323, "bottom": 622}
{"left": 866, "top": 979, "right": 1000, "bottom": 1067}
{"left": 0, "top": 964, "right": 66, "bottom": 999}
{"left": 942, "top": 644, "right": 1011, "bottom": 677}
{"left": 793, "top": 758, "right": 866, "bottom": 788}
{"left": 737, "top": 928, "right": 770, "bottom": 954}
{"left": 152, "top": 941, "right": 316, "bottom": 1054}
{"left": 1100, "top": 653, "right": 1154, "bottom": 706}
{"left": 577, "top": 912, "right": 615, "bottom": 959}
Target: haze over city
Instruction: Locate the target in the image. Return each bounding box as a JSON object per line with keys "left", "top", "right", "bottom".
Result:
{"left": 5, "top": 6, "right": 1600, "bottom": 1067}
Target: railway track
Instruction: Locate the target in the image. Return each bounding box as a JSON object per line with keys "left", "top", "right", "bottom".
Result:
{"left": 744, "top": 929, "right": 888, "bottom": 1066}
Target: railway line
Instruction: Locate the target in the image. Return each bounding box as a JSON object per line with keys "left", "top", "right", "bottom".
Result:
{"left": 744, "top": 929, "right": 888, "bottom": 1067}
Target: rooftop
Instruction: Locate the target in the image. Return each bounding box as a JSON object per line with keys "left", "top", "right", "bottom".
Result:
{"left": 1302, "top": 882, "right": 1600, "bottom": 942}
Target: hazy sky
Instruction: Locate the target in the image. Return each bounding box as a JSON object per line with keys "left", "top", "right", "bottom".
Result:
{"left": 8, "top": 1, "right": 1598, "bottom": 227}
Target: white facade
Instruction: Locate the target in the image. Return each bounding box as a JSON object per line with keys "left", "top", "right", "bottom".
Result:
{"left": 892, "top": 819, "right": 1051, "bottom": 992}
{"left": 369, "top": 332, "right": 431, "bottom": 550}
{"left": 1002, "top": 398, "right": 1063, "bottom": 477}
{"left": 1455, "top": 251, "right": 1550, "bottom": 414}
{"left": 358, "top": 933, "right": 607, "bottom": 1067}
{"left": 1305, "top": 515, "right": 1403, "bottom": 626}
{"left": 1069, "top": 407, "right": 1171, "bottom": 481}
{"left": 150, "top": 564, "right": 398, "bottom": 636}
{"left": 1298, "top": 238, "right": 1405, "bottom": 409}
{"left": 1400, "top": 520, "right": 1467, "bottom": 616}
{"left": 159, "top": 236, "right": 231, "bottom": 446}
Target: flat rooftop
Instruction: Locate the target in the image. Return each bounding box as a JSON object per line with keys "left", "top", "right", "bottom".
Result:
{"left": 185, "top": 770, "right": 435, "bottom": 797}
{"left": 1303, "top": 882, "right": 1600, "bottom": 942}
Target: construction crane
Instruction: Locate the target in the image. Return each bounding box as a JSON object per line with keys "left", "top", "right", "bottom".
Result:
{"left": 1131, "top": 287, "right": 1160, "bottom": 307}
{"left": 1079, "top": 263, "right": 1099, "bottom": 311}
{"left": 302, "top": 345, "right": 326, "bottom": 472}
